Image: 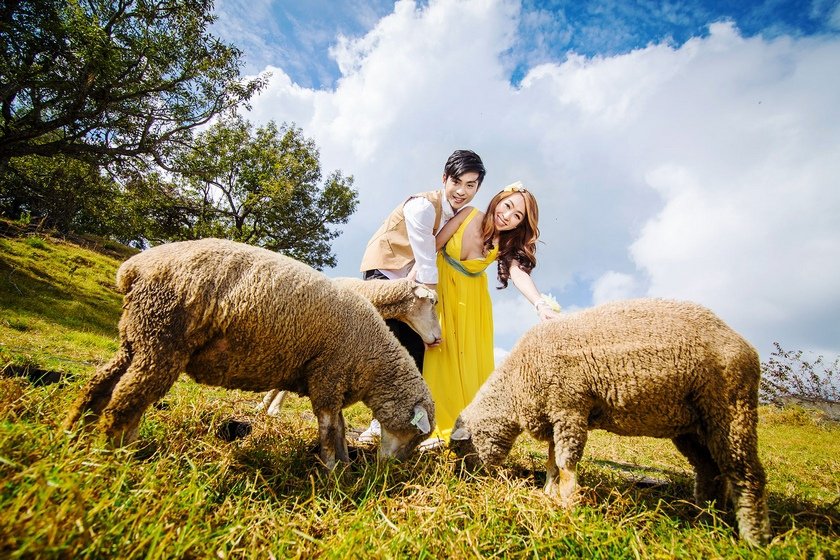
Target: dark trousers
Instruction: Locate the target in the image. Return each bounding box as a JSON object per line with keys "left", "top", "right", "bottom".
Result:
{"left": 363, "top": 269, "right": 425, "bottom": 371}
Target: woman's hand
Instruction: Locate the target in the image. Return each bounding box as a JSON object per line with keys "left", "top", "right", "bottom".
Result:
{"left": 535, "top": 300, "right": 561, "bottom": 321}
{"left": 509, "top": 260, "right": 562, "bottom": 321}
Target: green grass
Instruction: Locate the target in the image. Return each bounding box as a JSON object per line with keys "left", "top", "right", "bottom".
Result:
{"left": 0, "top": 228, "right": 129, "bottom": 375}
{"left": 1, "top": 231, "right": 838, "bottom": 559}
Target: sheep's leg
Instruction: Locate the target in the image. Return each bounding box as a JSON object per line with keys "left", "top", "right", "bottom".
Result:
{"left": 336, "top": 411, "right": 350, "bottom": 462}
{"left": 63, "top": 346, "right": 132, "bottom": 431}
{"left": 544, "top": 439, "right": 560, "bottom": 494}
{"left": 707, "top": 403, "right": 771, "bottom": 546}
{"left": 316, "top": 408, "right": 350, "bottom": 470}
{"left": 266, "top": 391, "right": 288, "bottom": 417}
{"left": 672, "top": 433, "right": 728, "bottom": 506}
{"left": 100, "top": 351, "right": 187, "bottom": 447}
{"left": 256, "top": 390, "right": 277, "bottom": 412}
{"left": 545, "top": 416, "right": 587, "bottom": 507}
{"left": 257, "top": 389, "right": 286, "bottom": 415}
{"left": 728, "top": 458, "right": 770, "bottom": 547}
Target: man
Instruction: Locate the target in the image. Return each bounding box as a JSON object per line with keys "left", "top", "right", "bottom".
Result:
{"left": 357, "top": 149, "right": 486, "bottom": 442}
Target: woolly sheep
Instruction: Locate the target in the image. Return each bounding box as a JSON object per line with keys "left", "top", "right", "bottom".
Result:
{"left": 63, "top": 238, "right": 435, "bottom": 469}
{"left": 450, "top": 298, "right": 770, "bottom": 546}
{"left": 258, "top": 277, "right": 441, "bottom": 417}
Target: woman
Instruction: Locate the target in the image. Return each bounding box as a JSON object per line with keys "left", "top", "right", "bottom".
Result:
{"left": 421, "top": 181, "right": 560, "bottom": 445}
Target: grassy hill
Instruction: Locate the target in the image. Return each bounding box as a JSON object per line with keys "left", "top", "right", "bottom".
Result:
{"left": 1, "top": 229, "right": 838, "bottom": 559}
{"left": 0, "top": 225, "right": 131, "bottom": 377}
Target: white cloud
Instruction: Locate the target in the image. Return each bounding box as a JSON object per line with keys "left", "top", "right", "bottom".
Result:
{"left": 592, "top": 271, "right": 642, "bottom": 305}
{"left": 243, "top": 0, "right": 840, "bottom": 359}
{"left": 491, "top": 293, "right": 540, "bottom": 343}
{"left": 622, "top": 28, "right": 840, "bottom": 356}
{"left": 493, "top": 347, "right": 510, "bottom": 368}
{"left": 244, "top": 67, "right": 321, "bottom": 127}
{"left": 824, "top": 1, "right": 840, "bottom": 30}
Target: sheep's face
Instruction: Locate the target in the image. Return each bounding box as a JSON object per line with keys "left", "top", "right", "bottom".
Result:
{"left": 379, "top": 428, "right": 427, "bottom": 460}
{"left": 404, "top": 285, "right": 442, "bottom": 345}
{"left": 377, "top": 404, "right": 432, "bottom": 461}
{"left": 449, "top": 416, "right": 484, "bottom": 473}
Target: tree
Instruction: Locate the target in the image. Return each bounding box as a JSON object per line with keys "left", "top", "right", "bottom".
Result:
{"left": 0, "top": 151, "right": 124, "bottom": 234}
{"left": 173, "top": 115, "right": 357, "bottom": 269}
{"left": 114, "top": 169, "right": 197, "bottom": 247}
{"left": 0, "top": 0, "right": 264, "bottom": 166}
{"left": 0, "top": 140, "right": 199, "bottom": 244}
{"left": 760, "top": 342, "right": 839, "bottom": 405}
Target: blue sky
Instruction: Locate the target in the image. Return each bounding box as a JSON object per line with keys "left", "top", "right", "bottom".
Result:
{"left": 212, "top": 0, "right": 840, "bottom": 360}
{"left": 217, "top": 0, "right": 839, "bottom": 87}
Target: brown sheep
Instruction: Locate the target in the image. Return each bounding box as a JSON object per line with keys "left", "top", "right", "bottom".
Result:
{"left": 258, "top": 277, "right": 441, "bottom": 417}
{"left": 63, "top": 238, "right": 435, "bottom": 469}
{"left": 450, "top": 298, "right": 771, "bottom": 545}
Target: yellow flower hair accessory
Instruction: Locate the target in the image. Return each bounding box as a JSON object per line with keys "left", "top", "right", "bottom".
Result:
{"left": 503, "top": 180, "right": 526, "bottom": 193}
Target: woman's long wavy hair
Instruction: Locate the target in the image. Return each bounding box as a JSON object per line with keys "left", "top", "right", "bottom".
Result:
{"left": 479, "top": 187, "right": 540, "bottom": 288}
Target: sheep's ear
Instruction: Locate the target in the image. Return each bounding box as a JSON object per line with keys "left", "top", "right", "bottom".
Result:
{"left": 450, "top": 427, "right": 471, "bottom": 441}
{"left": 412, "top": 285, "right": 437, "bottom": 301}
{"left": 410, "top": 405, "right": 431, "bottom": 434}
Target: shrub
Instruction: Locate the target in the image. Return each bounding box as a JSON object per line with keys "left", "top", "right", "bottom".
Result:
{"left": 25, "top": 236, "right": 47, "bottom": 250}
{"left": 760, "top": 342, "right": 839, "bottom": 405}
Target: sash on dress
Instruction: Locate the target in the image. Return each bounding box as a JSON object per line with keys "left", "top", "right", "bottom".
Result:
{"left": 441, "top": 250, "right": 486, "bottom": 277}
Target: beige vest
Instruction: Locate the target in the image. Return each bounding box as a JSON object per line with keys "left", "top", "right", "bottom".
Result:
{"left": 360, "top": 190, "right": 444, "bottom": 272}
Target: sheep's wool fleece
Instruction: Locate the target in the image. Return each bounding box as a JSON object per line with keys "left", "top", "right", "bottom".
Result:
{"left": 115, "top": 239, "right": 432, "bottom": 427}
{"left": 332, "top": 277, "right": 422, "bottom": 319}
{"left": 466, "top": 298, "right": 761, "bottom": 441}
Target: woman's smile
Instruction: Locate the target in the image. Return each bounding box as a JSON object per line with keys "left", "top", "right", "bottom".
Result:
{"left": 494, "top": 193, "right": 526, "bottom": 231}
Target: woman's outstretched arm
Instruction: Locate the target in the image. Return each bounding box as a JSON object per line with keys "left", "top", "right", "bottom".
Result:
{"left": 509, "top": 260, "right": 561, "bottom": 321}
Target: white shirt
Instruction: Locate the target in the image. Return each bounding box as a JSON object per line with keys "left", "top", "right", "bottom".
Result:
{"left": 378, "top": 190, "right": 455, "bottom": 284}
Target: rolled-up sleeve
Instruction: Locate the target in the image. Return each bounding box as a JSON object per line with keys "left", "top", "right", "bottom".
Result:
{"left": 404, "top": 197, "right": 438, "bottom": 284}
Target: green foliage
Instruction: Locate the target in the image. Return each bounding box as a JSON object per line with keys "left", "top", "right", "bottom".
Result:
{"left": 0, "top": 1, "right": 356, "bottom": 265}
{"left": 110, "top": 170, "right": 196, "bottom": 247}
{"left": 168, "top": 115, "right": 358, "bottom": 269}
{"left": 0, "top": 153, "right": 134, "bottom": 236}
{"left": 14, "top": 211, "right": 31, "bottom": 226}
{"left": 24, "top": 236, "right": 47, "bottom": 250}
{"left": 0, "top": 0, "right": 265, "bottom": 165}
{"left": 761, "top": 342, "right": 840, "bottom": 406}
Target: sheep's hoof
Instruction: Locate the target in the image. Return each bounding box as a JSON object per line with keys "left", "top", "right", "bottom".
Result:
{"left": 309, "top": 443, "right": 362, "bottom": 462}
{"left": 544, "top": 479, "right": 579, "bottom": 508}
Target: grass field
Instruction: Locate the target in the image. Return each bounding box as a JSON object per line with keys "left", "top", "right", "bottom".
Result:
{"left": 1, "top": 230, "right": 838, "bottom": 559}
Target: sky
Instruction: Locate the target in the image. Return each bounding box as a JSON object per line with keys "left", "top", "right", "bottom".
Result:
{"left": 211, "top": 0, "right": 840, "bottom": 362}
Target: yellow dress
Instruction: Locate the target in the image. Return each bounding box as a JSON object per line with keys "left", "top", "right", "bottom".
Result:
{"left": 423, "top": 209, "right": 498, "bottom": 440}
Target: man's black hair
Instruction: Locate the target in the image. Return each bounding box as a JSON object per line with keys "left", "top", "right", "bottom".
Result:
{"left": 444, "top": 149, "right": 486, "bottom": 186}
